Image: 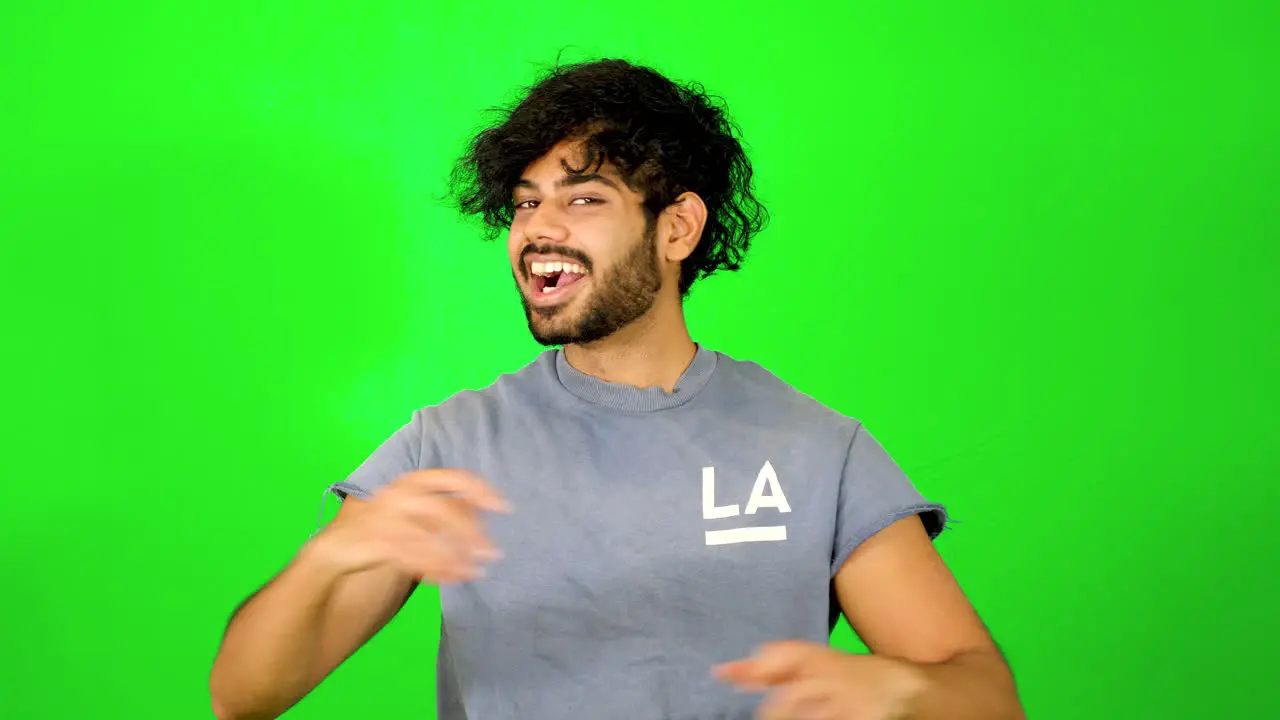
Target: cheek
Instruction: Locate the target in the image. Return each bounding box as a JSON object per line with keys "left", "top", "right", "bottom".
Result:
{"left": 506, "top": 229, "right": 524, "bottom": 270}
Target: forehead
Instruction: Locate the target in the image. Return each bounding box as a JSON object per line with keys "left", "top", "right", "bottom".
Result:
{"left": 516, "top": 140, "right": 627, "bottom": 190}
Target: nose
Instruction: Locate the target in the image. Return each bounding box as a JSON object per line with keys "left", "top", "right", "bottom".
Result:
{"left": 521, "top": 201, "right": 570, "bottom": 247}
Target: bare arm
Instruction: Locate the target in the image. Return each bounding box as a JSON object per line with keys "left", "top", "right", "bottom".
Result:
{"left": 208, "top": 469, "right": 509, "bottom": 720}
{"left": 834, "top": 515, "right": 1025, "bottom": 720}
{"left": 209, "top": 497, "right": 417, "bottom": 720}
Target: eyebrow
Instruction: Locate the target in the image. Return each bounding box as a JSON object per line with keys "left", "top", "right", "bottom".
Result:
{"left": 513, "top": 172, "right": 621, "bottom": 193}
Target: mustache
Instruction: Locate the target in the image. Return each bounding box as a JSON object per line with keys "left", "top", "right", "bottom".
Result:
{"left": 520, "top": 245, "right": 593, "bottom": 272}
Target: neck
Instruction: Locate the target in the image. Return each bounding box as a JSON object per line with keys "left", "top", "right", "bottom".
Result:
{"left": 562, "top": 293, "right": 696, "bottom": 392}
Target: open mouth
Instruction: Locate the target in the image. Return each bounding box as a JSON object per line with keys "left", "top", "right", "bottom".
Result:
{"left": 530, "top": 260, "right": 588, "bottom": 296}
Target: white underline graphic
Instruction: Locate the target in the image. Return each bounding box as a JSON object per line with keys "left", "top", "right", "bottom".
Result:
{"left": 704, "top": 526, "right": 787, "bottom": 546}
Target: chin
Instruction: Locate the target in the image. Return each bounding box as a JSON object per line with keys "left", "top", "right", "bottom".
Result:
{"left": 529, "top": 328, "right": 579, "bottom": 347}
{"left": 524, "top": 307, "right": 578, "bottom": 346}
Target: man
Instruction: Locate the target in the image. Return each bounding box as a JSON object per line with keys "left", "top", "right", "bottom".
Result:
{"left": 209, "top": 58, "right": 1024, "bottom": 720}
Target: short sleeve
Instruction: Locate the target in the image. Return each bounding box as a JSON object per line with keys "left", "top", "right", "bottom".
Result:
{"left": 831, "top": 424, "right": 948, "bottom": 576}
{"left": 327, "top": 409, "right": 431, "bottom": 502}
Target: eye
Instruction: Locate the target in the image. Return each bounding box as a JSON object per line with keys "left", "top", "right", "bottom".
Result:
{"left": 514, "top": 199, "right": 538, "bottom": 210}
{"left": 570, "top": 196, "right": 603, "bottom": 206}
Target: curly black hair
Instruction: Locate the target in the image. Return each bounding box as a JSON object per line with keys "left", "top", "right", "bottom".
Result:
{"left": 449, "top": 58, "right": 768, "bottom": 296}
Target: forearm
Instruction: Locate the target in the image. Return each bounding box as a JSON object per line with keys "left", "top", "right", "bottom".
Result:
{"left": 209, "top": 544, "right": 344, "bottom": 720}
{"left": 903, "top": 648, "right": 1024, "bottom": 720}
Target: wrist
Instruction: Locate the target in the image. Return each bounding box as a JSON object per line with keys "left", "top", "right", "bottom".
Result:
{"left": 873, "top": 655, "right": 932, "bottom": 720}
{"left": 297, "top": 532, "right": 364, "bottom": 585}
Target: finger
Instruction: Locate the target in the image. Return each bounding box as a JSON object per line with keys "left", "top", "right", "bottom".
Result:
{"left": 403, "top": 469, "right": 513, "bottom": 514}
{"left": 758, "top": 678, "right": 835, "bottom": 720}
{"left": 390, "top": 530, "right": 482, "bottom": 584}
{"left": 714, "top": 659, "right": 765, "bottom": 689}
{"left": 726, "top": 642, "right": 828, "bottom": 688}
{"left": 714, "top": 659, "right": 751, "bottom": 677}
{"left": 402, "top": 497, "right": 501, "bottom": 560}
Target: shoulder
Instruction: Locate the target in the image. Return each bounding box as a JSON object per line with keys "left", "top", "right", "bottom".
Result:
{"left": 706, "top": 350, "right": 863, "bottom": 438}
{"left": 414, "top": 350, "right": 556, "bottom": 429}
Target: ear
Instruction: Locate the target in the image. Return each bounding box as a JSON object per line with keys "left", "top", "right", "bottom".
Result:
{"left": 659, "top": 191, "right": 708, "bottom": 264}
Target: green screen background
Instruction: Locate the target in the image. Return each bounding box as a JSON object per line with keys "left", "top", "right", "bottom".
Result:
{"left": 2, "top": 2, "right": 1276, "bottom": 718}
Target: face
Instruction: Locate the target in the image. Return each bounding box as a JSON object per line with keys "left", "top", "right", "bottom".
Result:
{"left": 507, "top": 143, "right": 665, "bottom": 346}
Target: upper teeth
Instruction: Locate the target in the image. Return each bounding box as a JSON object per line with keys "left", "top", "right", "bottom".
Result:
{"left": 531, "top": 261, "right": 585, "bottom": 275}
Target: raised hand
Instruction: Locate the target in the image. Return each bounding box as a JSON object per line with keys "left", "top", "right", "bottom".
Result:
{"left": 311, "top": 469, "right": 512, "bottom": 585}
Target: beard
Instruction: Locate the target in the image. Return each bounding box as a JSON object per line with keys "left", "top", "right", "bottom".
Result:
{"left": 517, "top": 223, "right": 663, "bottom": 347}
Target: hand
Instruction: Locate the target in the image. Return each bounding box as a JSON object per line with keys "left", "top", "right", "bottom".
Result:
{"left": 715, "top": 641, "right": 928, "bottom": 720}
{"left": 311, "top": 469, "right": 512, "bottom": 585}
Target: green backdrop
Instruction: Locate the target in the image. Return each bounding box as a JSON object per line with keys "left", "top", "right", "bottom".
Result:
{"left": 2, "top": 2, "right": 1276, "bottom": 718}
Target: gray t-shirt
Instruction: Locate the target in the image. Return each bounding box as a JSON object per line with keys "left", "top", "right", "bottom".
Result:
{"left": 329, "top": 346, "right": 947, "bottom": 720}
